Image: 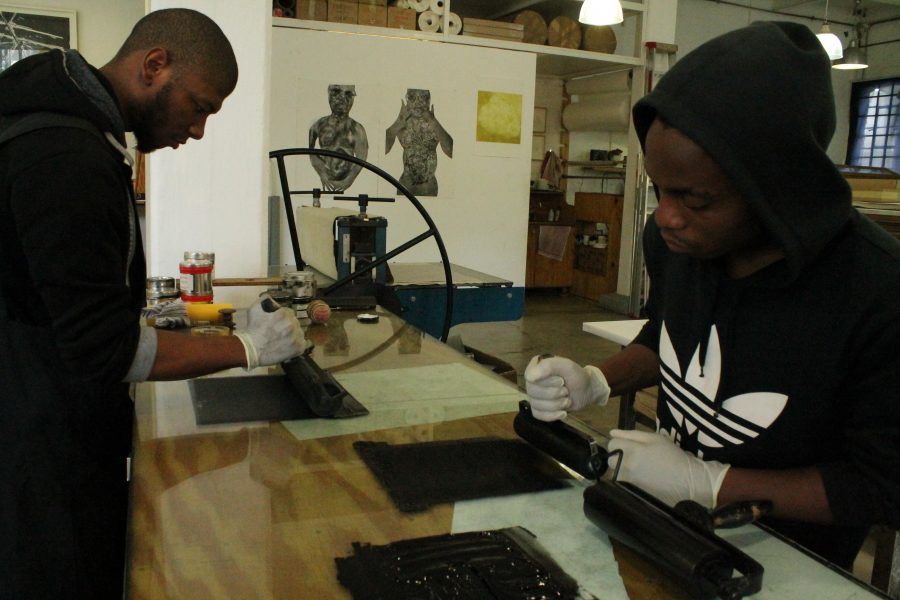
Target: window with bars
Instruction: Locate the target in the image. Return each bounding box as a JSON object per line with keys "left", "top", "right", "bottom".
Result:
{"left": 846, "top": 78, "right": 900, "bottom": 173}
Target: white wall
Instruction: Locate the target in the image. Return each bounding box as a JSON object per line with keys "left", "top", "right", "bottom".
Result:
{"left": 146, "top": 0, "right": 271, "bottom": 307}
{"left": 269, "top": 26, "right": 535, "bottom": 286}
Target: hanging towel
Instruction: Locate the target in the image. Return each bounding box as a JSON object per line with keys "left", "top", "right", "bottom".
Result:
{"left": 537, "top": 225, "right": 571, "bottom": 261}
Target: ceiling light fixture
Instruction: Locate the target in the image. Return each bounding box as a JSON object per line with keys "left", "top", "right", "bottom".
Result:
{"left": 579, "top": 0, "right": 624, "bottom": 26}
{"left": 815, "top": 0, "right": 843, "bottom": 60}
{"left": 833, "top": 2, "right": 868, "bottom": 70}
{"left": 833, "top": 38, "right": 868, "bottom": 69}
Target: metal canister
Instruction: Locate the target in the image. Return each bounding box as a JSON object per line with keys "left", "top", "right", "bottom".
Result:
{"left": 283, "top": 270, "right": 317, "bottom": 301}
{"left": 180, "top": 252, "right": 214, "bottom": 303}
{"left": 145, "top": 276, "right": 179, "bottom": 306}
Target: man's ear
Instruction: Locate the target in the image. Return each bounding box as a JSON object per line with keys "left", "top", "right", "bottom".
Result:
{"left": 140, "top": 47, "right": 170, "bottom": 88}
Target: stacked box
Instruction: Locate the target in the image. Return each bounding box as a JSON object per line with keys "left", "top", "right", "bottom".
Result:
{"left": 359, "top": 3, "right": 387, "bottom": 26}
{"left": 358, "top": 0, "right": 387, "bottom": 4}
{"left": 296, "top": 0, "right": 328, "bottom": 21}
{"left": 387, "top": 6, "right": 417, "bottom": 29}
{"left": 462, "top": 17, "right": 525, "bottom": 42}
{"left": 328, "top": 0, "right": 357, "bottom": 24}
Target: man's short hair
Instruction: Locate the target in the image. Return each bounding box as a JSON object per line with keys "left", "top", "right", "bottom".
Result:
{"left": 116, "top": 8, "right": 238, "bottom": 95}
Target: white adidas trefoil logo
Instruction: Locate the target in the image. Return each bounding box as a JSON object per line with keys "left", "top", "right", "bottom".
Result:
{"left": 658, "top": 323, "right": 788, "bottom": 459}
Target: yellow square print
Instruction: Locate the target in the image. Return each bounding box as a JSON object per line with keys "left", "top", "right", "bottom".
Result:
{"left": 476, "top": 91, "right": 522, "bottom": 144}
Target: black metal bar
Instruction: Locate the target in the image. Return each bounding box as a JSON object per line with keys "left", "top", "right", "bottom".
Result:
{"left": 275, "top": 155, "right": 304, "bottom": 270}
{"left": 324, "top": 230, "right": 434, "bottom": 294}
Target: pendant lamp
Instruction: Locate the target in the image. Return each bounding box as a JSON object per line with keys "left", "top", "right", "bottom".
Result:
{"left": 579, "top": 0, "right": 624, "bottom": 26}
{"left": 815, "top": 0, "right": 843, "bottom": 60}
{"left": 833, "top": 5, "right": 868, "bottom": 70}
{"left": 833, "top": 38, "right": 868, "bottom": 70}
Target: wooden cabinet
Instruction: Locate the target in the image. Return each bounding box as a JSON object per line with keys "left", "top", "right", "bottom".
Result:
{"left": 526, "top": 223, "right": 575, "bottom": 288}
{"left": 526, "top": 190, "right": 575, "bottom": 289}
{"left": 571, "top": 192, "right": 623, "bottom": 300}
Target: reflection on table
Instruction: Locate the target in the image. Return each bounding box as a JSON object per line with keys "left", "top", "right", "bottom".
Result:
{"left": 127, "top": 310, "right": 885, "bottom": 599}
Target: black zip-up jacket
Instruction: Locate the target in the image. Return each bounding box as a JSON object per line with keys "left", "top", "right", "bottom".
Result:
{"left": 0, "top": 50, "right": 145, "bottom": 598}
{"left": 630, "top": 22, "right": 900, "bottom": 568}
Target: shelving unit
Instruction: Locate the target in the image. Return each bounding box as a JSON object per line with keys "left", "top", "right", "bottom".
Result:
{"left": 571, "top": 192, "right": 623, "bottom": 301}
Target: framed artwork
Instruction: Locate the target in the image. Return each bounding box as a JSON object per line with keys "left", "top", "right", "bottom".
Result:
{"left": 533, "top": 106, "right": 547, "bottom": 134}
{"left": 531, "top": 134, "right": 545, "bottom": 160}
{"left": 1, "top": 5, "right": 77, "bottom": 73}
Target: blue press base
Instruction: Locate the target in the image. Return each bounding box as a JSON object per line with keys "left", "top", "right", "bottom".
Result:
{"left": 394, "top": 286, "right": 525, "bottom": 339}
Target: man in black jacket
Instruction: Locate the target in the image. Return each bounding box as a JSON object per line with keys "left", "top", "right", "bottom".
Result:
{"left": 0, "top": 9, "right": 306, "bottom": 598}
{"left": 526, "top": 22, "right": 900, "bottom": 570}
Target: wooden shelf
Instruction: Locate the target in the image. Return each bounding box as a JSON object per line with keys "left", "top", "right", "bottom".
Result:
{"left": 273, "top": 3, "right": 645, "bottom": 79}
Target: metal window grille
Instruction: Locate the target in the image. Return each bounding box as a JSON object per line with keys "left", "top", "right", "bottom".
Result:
{"left": 847, "top": 77, "right": 900, "bottom": 173}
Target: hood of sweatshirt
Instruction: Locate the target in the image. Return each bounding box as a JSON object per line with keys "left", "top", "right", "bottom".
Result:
{"left": 0, "top": 49, "right": 129, "bottom": 157}
{"left": 633, "top": 21, "right": 852, "bottom": 279}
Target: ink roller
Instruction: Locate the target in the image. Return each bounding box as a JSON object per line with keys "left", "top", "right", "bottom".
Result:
{"left": 583, "top": 480, "right": 769, "bottom": 600}
{"left": 513, "top": 400, "right": 608, "bottom": 479}
{"left": 261, "top": 296, "right": 348, "bottom": 417}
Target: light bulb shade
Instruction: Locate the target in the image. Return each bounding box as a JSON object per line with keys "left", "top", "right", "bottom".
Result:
{"left": 579, "top": 0, "right": 624, "bottom": 26}
{"left": 816, "top": 23, "right": 843, "bottom": 60}
{"left": 833, "top": 45, "right": 868, "bottom": 69}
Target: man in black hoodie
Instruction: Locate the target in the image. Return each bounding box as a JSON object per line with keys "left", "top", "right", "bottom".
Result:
{"left": 526, "top": 22, "right": 900, "bottom": 570}
{"left": 0, "top": 9, "right": 306, "bottom": 598}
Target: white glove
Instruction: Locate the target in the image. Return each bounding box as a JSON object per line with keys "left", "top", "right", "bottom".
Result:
{"left": 607, "top": 429, "right": 730, "bottom": 509}
{"left": 234, "top": 298, "right": 308, "bottom": 369}
{"left": 524, "top": 355, "right": 611, "bottom": 422}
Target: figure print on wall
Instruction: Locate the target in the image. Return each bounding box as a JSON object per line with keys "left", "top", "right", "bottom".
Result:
{"left": 385, "top": 88, "right": 453, "bottom": 197}
{"left": 309, "top": 84, "right": 369, "bottom": 191}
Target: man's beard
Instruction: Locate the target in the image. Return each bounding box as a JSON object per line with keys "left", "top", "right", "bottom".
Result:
{"left": 133, "top": 81, "right": 174, "bottom": 153}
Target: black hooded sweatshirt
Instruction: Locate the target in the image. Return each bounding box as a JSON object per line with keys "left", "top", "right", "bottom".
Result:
{"left": 630, "top": 22, "right": 900, "bottom": 569}
{"left": 0, "top": 50, "right": 144, "bottom": 598}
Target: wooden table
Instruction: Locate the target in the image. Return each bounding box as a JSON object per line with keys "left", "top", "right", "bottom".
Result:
{"left": 127, "top": 310, "right": 885, "bottom": 599}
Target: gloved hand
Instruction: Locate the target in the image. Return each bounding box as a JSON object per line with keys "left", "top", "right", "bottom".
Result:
{"left": 607, "top": 429, "right": 730, "bottom": 509}
{"left": 524, "top": 355, "right": 611, "bottom": 422}
{"left": 234, "top": 297, "right": 308, "bottom": 369}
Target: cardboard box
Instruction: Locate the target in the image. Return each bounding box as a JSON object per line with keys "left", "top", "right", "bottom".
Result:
{"left": 328, "top": 0, "right": 357, "bottom": 24}
{"left": 358, "top": 4, "right": 387, "bottom": 27}
{"left": 296, "top": 0, "right": 327, "bottom": 21}
{"left": 462, "top": 18, "right": 525, "bottom": 42}
{"left": 387, "top": 6, "right": 416, "bottom": 30}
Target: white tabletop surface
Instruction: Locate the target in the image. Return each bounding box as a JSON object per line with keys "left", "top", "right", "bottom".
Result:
{"left": 582, "top": 319, "right": 648, "bottom": 346}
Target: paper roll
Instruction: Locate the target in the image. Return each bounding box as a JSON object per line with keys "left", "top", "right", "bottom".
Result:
{"left": 297, "top": 206, "right": 357, "bottom": 280}
{"left": 445, "top": 11, "right": 462, "bottom": 35}
{"left": 562, "top": 92, "right": 631, "bottom": 132}
{"left": 566, "top": 70, "right": 632, "bottom": 96}
{"left": 418, "top": 10, "right": 441, "bottom": 32}
{"left": 408, "top": 0, "right": 429, "bottom": 12}
{"left": 429, "top": 0, "right": 445, "bottom": 15}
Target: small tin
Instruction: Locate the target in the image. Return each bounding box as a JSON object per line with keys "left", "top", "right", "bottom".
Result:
{"left": 146, "top": 276, "right": 179, "bottom": 306}
{"left": 283, "top": 270, "right": 317, "bottom": 301}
